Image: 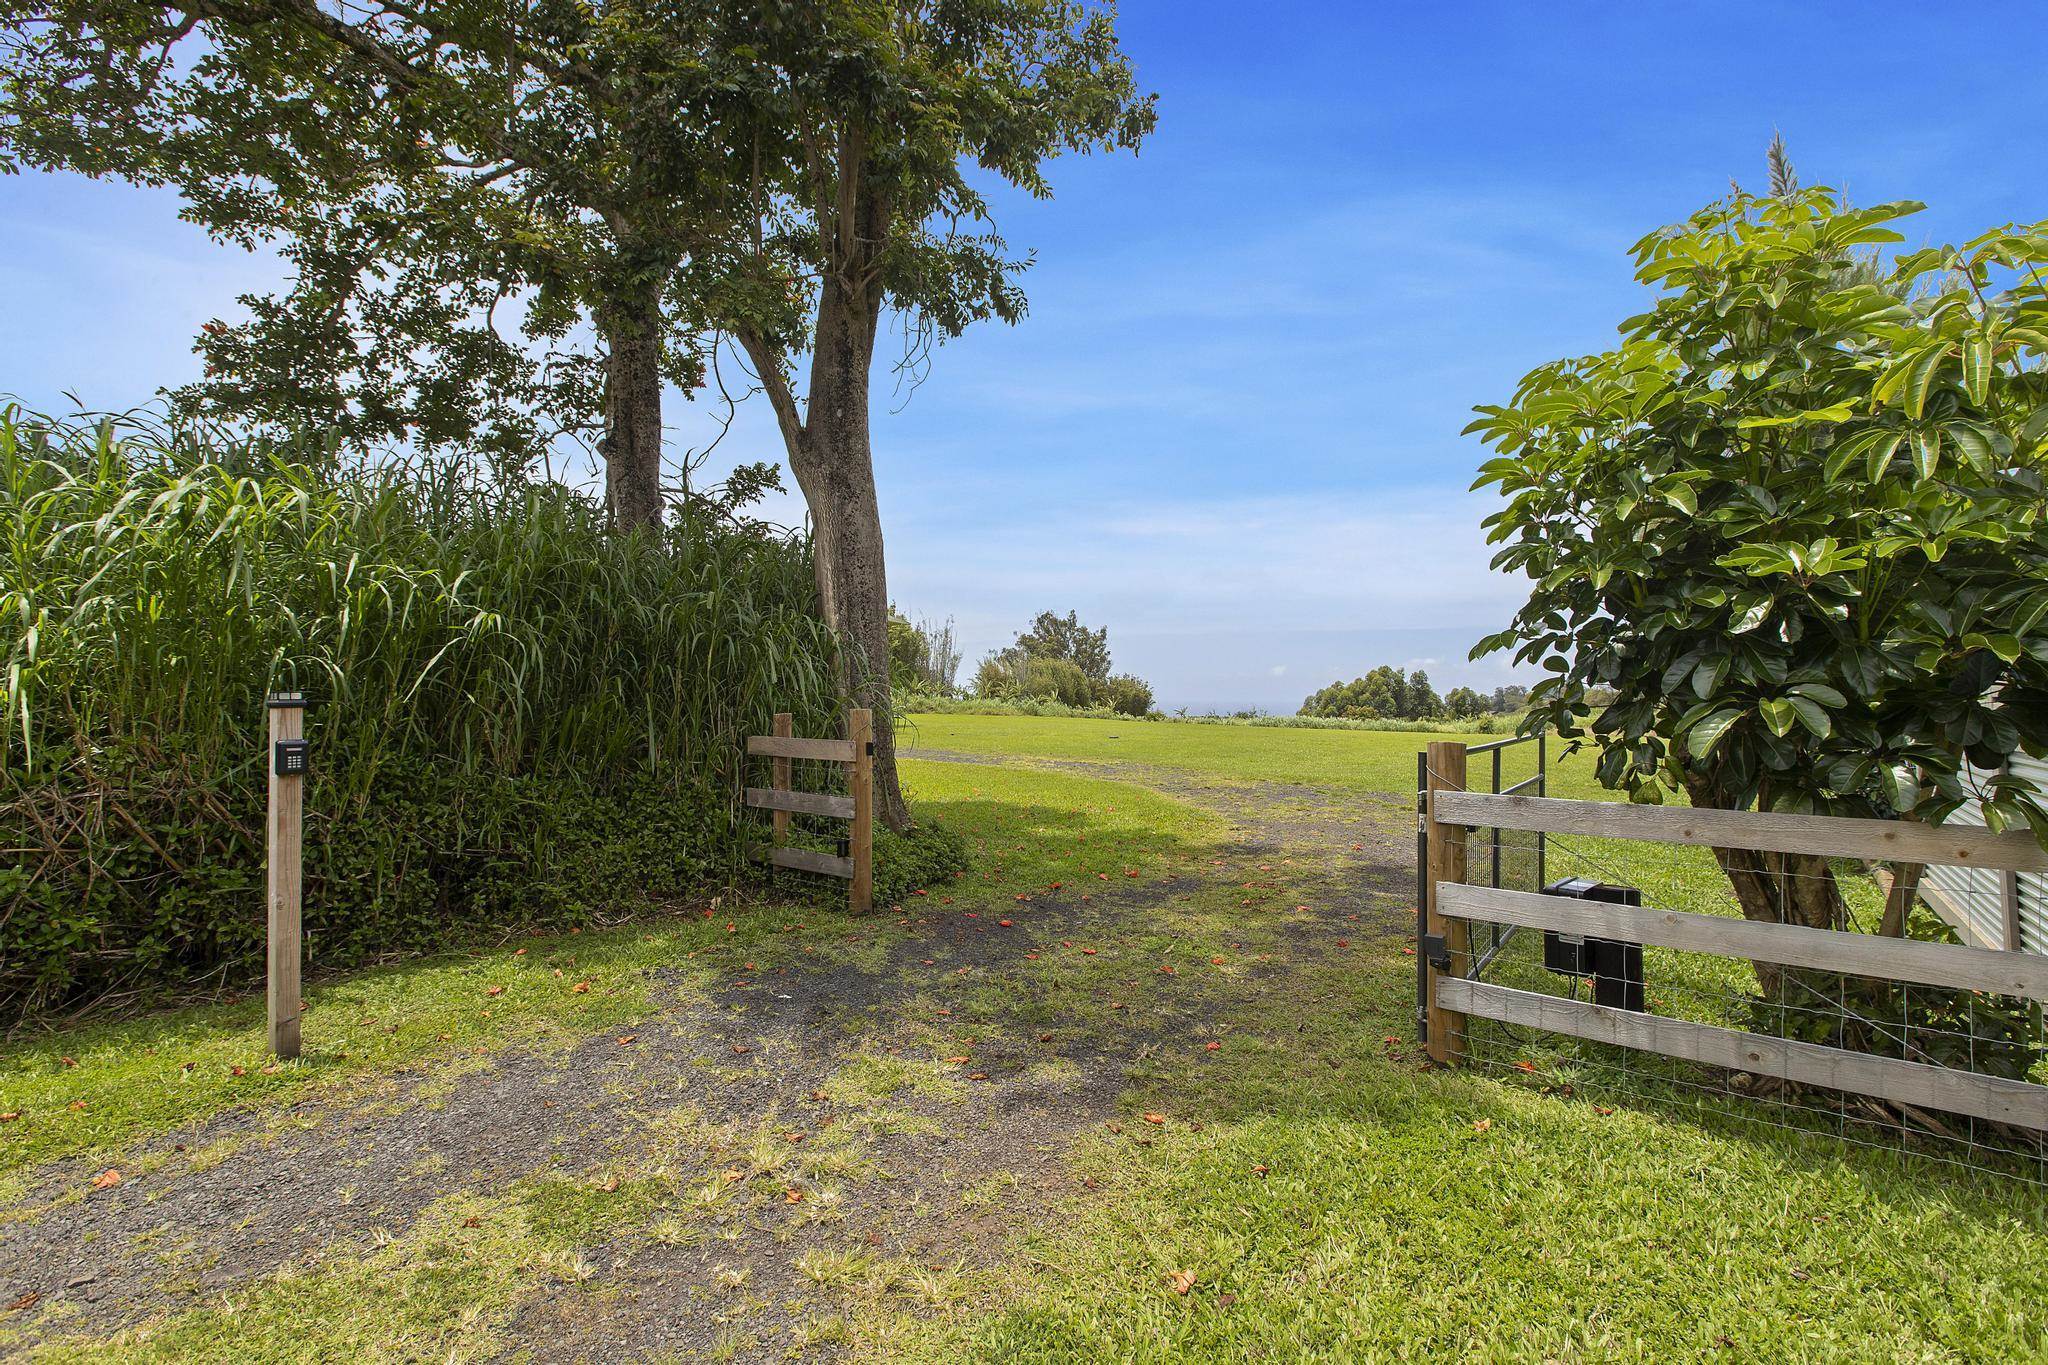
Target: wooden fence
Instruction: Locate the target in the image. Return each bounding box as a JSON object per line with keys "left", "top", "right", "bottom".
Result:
{"left": 1420, "top": 739, "right": 2048, "bottom": 1133}
{"left": 746, "top": 708, "right": 873, "bottom": 911}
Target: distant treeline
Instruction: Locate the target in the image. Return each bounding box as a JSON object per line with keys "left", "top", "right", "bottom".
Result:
{"left": 1299, "top": 668, "right": 1529, "bottom": 722}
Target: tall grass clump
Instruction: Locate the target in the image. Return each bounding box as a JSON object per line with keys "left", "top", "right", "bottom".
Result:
{"left": 1, "top": 407, "right": 842, "bottom": 1014}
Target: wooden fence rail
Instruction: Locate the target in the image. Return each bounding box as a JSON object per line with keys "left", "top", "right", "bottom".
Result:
{"left": 1430, "top": 790, "right": 2048, "bottom": 874}
{"left": 745, "top": 708, "right": 872, "bottom": 911}
{"left": 1421, "top": 741, "right": 2048, "bottom": 1134}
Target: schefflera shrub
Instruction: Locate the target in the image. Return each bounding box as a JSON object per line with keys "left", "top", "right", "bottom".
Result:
{"left": 0, "top": 409, "right": 843, "bottom": 1013}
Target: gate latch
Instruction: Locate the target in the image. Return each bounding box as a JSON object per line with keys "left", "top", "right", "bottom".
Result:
{"left": 1418, "top": 933, "right": 1452, "bottom": 971}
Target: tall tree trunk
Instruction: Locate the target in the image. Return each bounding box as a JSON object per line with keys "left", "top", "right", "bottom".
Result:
{"left": 600, "top": 283, "right": 666, "bottom": 531}
{"left": 781, "top": 279, "right": 911, "bottom": 832}
{"left": 1683, "top": 769, "right": 1847, "bottom": 998}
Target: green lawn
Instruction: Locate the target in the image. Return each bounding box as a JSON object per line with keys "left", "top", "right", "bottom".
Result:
{"left": 900, "top": 711, "right": 1586, "bottom": 795}
{"left": 6, "top": 717, "right": 2045, "bottom": 1361}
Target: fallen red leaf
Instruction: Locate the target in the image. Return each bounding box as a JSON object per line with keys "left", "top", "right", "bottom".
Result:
{"left": 572, "top": 981, "right": 591, "bottom": 994}
{"left": 485, "top": 985, "right": 504, "bottom": 997}
{"left": 616, "top": 1034, "right": 638, "bottom": 1046}
{"left": 1167, "top": 1268, "right": 1197, "bottom": 1295}
{"left": 91, "top": 1168, "right": 121, "bottom": 1190}
{"left": 1142, "top": 1112, "right": 1166, "bottom": 1125}
{"left": 1204, "top": 1041, "right": 1221, "bottom": 1052}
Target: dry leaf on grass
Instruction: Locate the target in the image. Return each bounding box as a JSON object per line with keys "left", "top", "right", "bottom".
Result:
{"left": 1167, "top": 1268, "right": 1198, "bottom": 1295}
{"left": 1471, "top": 1118, "right": 1493, "bottom": 1134}
{"left": 91, "top": 1169, "right": 121, "bottom": 1190}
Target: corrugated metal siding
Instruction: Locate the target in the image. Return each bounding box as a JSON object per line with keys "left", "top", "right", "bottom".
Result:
{"left": 1921, "top": 753, "right": 2048, "bottom": 954}
{"left": 1922, "top": 777, "right": 2008, "bottom": 949}
{"left": 2015, "top": 753, "right": 2048, "bottom": 955}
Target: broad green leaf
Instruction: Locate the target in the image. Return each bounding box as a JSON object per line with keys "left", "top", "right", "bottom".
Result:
{"left": 1684, "top": 708, "right": 1744, "bottom": 759}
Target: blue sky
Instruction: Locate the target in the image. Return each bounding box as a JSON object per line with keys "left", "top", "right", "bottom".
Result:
{"left": 4, "top": 2, "right": 2045, "bottom": 711}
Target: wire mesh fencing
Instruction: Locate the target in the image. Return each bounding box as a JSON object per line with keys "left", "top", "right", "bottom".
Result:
{"left": 1419, "top": 740, "right": 2048, "bottom": 1189}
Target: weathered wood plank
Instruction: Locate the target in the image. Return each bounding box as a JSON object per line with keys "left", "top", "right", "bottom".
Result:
{"left": 1438, "top": 882, "right": 2048, "bottom": 1002}
{"left": 746, "top": 734, "right": 858, "bottom": 762}
{"left": 266, "top": 693, "right": 304, "bottom": 1060}
{"left": 771, "top": 712, "right": 792, "bottom": 844}
{"left": 1424, "top": 741, "right": 1469, "bottom": 1066}
{"left": 746, "top": 787, "right": 855, "bottom": 820}
{"left": 757, "top": 845, "right": 854, "bottom": 879}
{"left": 849, "top": 708, "right": 874, "bottom": 914}
{"left": 1440, "top": 978, "right": 2048, "bottom": 1131}
{"left": 1432, "top": 791, "right": 2048, "bottom": 874}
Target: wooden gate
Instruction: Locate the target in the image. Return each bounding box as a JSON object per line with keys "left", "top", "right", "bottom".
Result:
{"left": 1419, "top": 739, "right": 2048, "bottom": 1133}
{"left": 746, "top": 708, "right": 873, "bottom": 912}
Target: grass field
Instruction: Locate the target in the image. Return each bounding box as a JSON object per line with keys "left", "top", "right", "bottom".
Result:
{"left": 3, "top": 714, "right": 2043, "bottom": 1360}
{"left": 899, "top": 711, "right": 1580, "bottom": 795}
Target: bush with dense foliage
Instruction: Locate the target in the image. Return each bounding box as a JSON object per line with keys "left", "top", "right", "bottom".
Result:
{"left": 887, "top": 607, "right": 963, "bottom": 697}
{"left": 1301, "top": 666, "right": 1449, "bottom": 720}
{"left": 1471, "top": 189, "right": 2048, "bottom": 1064}
{"left": 1, "top": 410, "right": 845, "bottom": 1013}
{"left": 973, "top": 609, "right": 1155, "bottom": 715}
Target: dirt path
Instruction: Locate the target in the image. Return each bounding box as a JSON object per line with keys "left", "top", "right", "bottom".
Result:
{"left": 0, "top": 753, "right": 1419, "bottom": 1362}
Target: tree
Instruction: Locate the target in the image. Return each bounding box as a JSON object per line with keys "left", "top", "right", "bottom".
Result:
{"left": 1, "top": 0, "right": 749, "bottom": 523}
{"left": 1014, "top": 610, "right": 1112, "bottom": 681}
{"left": 3, "top": 1, "right": 1155, "bottom": 832}
{"left": 1471, "top": 190, "right": 2048, "bottom": 969}
{"left": 711, "top": 15, "right": 1152, "bottom": 829}
{"left": 1405, "top": 669, "right": 1441, "bottom": 718}
{"left": 887, "top": 608, "right": 928, "bottom": 693}
{"left": 887, "top": 607, "right": 962, "bottom": 696}
{"left": 1443, "top": 686, "right": 1487, "bottom": 720}
{"left": 976, "top": 608, "right": 1149, "bottom": 711}
{"left": 1489, "top": 684, "right": 1530, "bottom": 714}
{"left": 1099, "top": 673, "right": 1152, "bottom": 717}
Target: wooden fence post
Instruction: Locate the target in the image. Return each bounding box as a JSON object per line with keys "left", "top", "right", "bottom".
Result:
{"left": 771, "top": 712, "right": 793, "bottom": 848}
{"left": 848, "top": 707, "right": 873, "bottom": 912}
{"left": 1425, "top": 739, "right": 1469, "bottom": 1066}
{"left": 266, "top": 692, "right": 307, "bottom": 1059}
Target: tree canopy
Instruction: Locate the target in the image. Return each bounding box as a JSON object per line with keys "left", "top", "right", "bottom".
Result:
{"left": 974, "top": 608, "right": 1150, "bottom": 715}
{"left": 1472, "top": 188, "right": 2048, "bottom": 936}
{"left": 3, "top": 0, "right": 1156, "bottom": 828}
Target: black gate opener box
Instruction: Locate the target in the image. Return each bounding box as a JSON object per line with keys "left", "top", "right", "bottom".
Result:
{"left": 1540, "top": 877, "right": 1645, "bottom": 1011}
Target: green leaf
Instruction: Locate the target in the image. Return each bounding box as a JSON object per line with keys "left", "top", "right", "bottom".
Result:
{"left": 1903, "top": 344, "right": 1945, "bottom": 420}
{"left": 1961, "top": 332, "right": 1991, "bottom": 406}
{"left": 1685, "top": 708, "right": 1744, "bottom": 759}
{"left": 1785, "top": 695, "right": 1832, "bottom": 738}
{"left": 1731, "top": 599, "right": 1772, "bottom": 633}
{"left": 1692, "top": 655, "right": 1730, "bottom": 699}
{"left": 1789, "top": 682, "right": 1846, "bottom": 708}
{"left": 1760, "top": 698, "right": 1799, "bottom": 738}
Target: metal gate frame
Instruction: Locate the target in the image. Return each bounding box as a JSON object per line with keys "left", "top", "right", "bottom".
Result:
{"left": 1415, "top": 730, "right": 1545, "bottom": 1043}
